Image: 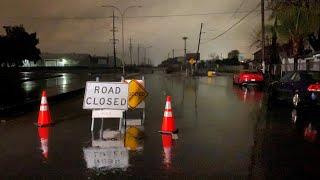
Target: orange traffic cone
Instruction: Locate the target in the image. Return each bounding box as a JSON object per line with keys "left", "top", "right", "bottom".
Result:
{"left": 160, "top": 96, "right": 178, "bottom": 134}
{"left": 37, "top": 91, "right": 52, "bottom": 127}
{"left": 38, "top": 127, "right": 49, "bottom": 159}
{"left": 162, "top": 134, "right": 172, "bottom": 167}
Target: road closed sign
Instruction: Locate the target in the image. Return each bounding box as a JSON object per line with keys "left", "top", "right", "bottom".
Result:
{"left": 83, "top": 82, "right": 129, "bottom": 110}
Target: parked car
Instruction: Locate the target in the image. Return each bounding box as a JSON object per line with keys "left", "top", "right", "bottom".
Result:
{"left": 233, "top": 70, "right": 264, "bottom": 87}
{"left": 268, "top": 71, "right": 320, "bottom": 108}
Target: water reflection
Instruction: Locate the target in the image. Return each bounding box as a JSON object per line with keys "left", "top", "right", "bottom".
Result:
{"left": 304, "top": 123, "right": 318, "bottom": 143}
{"left": 38, "top": 127, "right": 49, "bottom": 159}
{"left": 84, "top": 130, "right": 129, "bottom": 171}
{"left": 162, "top": 134, "right": 172, "bottom": 168}
{"left": 233, "top": 86, "right": 264, "bottom": 103}
{"left": 83, "top": 147, "right": 129, "bottom": 170}
{"left": 124, "top": 127, "right": 144, "bottom": 151}
{"left": 290, "top": 108, "right": 320, "bottom": 143}
{"left": 291, "top": 109, "right": 297, "bottom": 124}
{"left": 207, "top": 77, "right": 214, "bottom": 85}
{"left": 83, "top": 119, "right": 145, "bottom": 172}
{"left": 2, "top": 73, "right": 87, "bottom": 113}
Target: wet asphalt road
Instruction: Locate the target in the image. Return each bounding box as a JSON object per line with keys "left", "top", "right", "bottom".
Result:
{"left": 1, "top": 71, "right": 320, "bottom": 179}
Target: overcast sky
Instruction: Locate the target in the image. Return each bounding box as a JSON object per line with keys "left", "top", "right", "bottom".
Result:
{"left": 0, "top": 0, "right": 263, "bottom": 65}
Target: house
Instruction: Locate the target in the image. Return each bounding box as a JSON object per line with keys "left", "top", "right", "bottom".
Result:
{"left": 90, "top": 56, "right": 122, "bottom": 68}
{"left": 22, "top": 53, "right": 92, "bottom": 67}
{"left": 22, "top": 53, "right": 123, "bottom": 68}
{"left": 40, "top": 53, "right": 92, "bottom": 66}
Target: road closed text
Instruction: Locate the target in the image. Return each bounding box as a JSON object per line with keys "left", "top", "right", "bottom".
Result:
{"left": 83, "top": 82, "right": 129, "bottom": 110}
{"left": 85, "top": 97, "right": 127, "bottom": 106}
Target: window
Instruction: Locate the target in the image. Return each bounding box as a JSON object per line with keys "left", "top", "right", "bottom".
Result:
{"left": 280, "top": 72, "right": 294, "bottom": 82}
{"left": 292, "top": 73, "right": 301, "bottom": 81}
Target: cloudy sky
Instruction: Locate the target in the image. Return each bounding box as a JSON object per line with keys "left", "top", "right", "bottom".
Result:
{"left": 0, "top": 0, "right": 263, "bottom": 65}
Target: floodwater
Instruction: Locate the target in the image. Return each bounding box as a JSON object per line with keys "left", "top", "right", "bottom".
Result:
{"left": 0, "top": 72, "right": 88, "bottom": 113}
{"left": 1, "top": 71, "right": 320, "bottom": 178}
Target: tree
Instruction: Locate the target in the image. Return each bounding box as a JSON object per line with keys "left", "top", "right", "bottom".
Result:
{"left": 209, "top": 52, "right": 220, "bottom": 60}
{"left": 308, "top": 30, "right": 320, "bottom": 51}
{"left": 268, "top": 0, "right": 320, "bottom": 70}
{"left": 227, "top": 50, "right": 240, "bottom": 60}
{"left": 0, "top": 25, "right": 41, "bottom": 67}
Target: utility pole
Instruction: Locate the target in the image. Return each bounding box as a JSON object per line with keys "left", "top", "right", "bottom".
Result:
{"left": 195, "top": 23, "right": 203, "bottom": 73}
{"left": 261, "top": 0, "right": 265, "bottom": 74}
{"left": 102, "top": 5, "right": 142, "bottom": 75}
{"left": 111, "top": 11, "right": 118, "bottom": 69}
{"left": 144, "top": 47, "right": 146, "bottom": 65}
{"left": 183, "top": 37, "right": 188, "bottom": 61}
{"left": 137, "top": 43, "right": 140, "bottom": 65}
{"left": 106, "top": 53, "right": 110, "bottom": 65}
{"left": 183, "top": 37, "right": 188, "bottom": 75}
{"left": 144, "top": 46, "right": 152, "bottom": 65}
{"left": 129, "top": 38, "right": 133, "bottom": 65}
{"left": 172, "top": 49, "right": 175, "bottom": 60}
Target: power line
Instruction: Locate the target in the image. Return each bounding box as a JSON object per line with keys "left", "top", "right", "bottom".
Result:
{"left": 125, "top": 10, "right": 261, "bottom": 18}
{"left": 232, "top": 0, "right": 248, "bottom": 18}
{"left": 2, "top": 9, "right": 267, "bottom": 21}
{"left": 201, "top": 3, "right": 261, "bottom": 44}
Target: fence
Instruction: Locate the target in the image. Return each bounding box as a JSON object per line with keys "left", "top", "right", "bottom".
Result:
{"left": 281, "top": 57, "right": 320, "bottom": 75}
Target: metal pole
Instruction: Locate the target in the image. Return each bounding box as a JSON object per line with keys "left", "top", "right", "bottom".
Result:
{"left": 261, "top": 0, "right": 265, "bottom": 74}
{"left": 112, "top": 11, "right": 117, "bottom": 69}
{"left": 100, "top": 118, "right": 104, "bottom": 139}
{"left": 183, "top": 37, "right": 188, "bottom": 75}
{"left": 196, "top": 23, "right": 203, "bottom": 73}
{"left": 172, "top": 49, "right": 175, "bottom": 60}
{"left": 138, "top": 43, "right": 140, "bottom": 65}
{"left": 129, "top": 38, "right": 133, "bottom": 65}
{"left": 91, "top": 118, "right": 95, "bottom": 132}
{"left": 144, "top": 47, "right": 147, "bottom": 65}
{"left": 121, "top": 15, "right": 125, "bottom": 75}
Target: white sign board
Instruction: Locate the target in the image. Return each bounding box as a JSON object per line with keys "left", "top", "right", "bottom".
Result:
{"left": 83, "top": 82, "right": 129, "bottom": 110}
{"left": 83, "top": 147, "right": 129, "bottom": 169}
{"left": 92, "top": 109, "right": 123, "bottom": 118}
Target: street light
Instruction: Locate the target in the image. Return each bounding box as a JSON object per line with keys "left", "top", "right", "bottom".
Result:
{"left": 102, "top": 5, "right": 142, "bottom": 76}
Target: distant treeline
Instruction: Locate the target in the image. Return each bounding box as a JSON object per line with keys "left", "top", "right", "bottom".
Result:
{"left": 0, "top": 25, "right": 41, "bottom": 67}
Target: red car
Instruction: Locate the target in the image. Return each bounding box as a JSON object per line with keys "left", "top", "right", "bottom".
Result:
{"left": 307, "top": 82, "right": 320, "bottom": 105}
{"left": 233, "top": 71, "right": 264, "bottom": 86}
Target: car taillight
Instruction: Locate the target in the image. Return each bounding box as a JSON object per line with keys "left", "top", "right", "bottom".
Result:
{"left": 308, "top": 83, "right": 320, "bottom": 92}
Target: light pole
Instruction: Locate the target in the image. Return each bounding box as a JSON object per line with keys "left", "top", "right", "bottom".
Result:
{"left": 102, "top": 5, "right": 142, "bottom": 75}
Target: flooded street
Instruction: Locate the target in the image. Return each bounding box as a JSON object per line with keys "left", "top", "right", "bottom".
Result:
{"left": 0, "top": 72, "right": 88, "bottom": 114}
{"left": 1, "top": 72, "right": 320, "bottom": 178}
